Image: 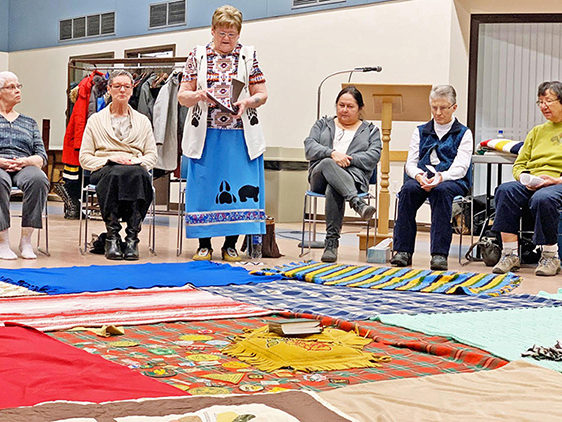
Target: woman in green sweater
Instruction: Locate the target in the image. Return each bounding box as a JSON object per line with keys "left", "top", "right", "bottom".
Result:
{"left": 492, "top": 81, "right": 562, "bottom": 276}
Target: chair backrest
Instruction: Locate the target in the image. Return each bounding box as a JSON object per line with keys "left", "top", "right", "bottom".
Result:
{"left": 369, "top": 164, "right": 378, "bottom": 186}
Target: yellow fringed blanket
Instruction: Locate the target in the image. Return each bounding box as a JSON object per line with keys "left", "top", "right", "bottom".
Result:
{"left": 223, "top": 326, "right": 390, "bottom": 373}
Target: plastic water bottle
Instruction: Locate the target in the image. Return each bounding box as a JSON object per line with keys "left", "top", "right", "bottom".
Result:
{"left": 251, "top": 234, "right": 263, "bottom": 259}
{"left": 497, "top": 130, "right": 504, "bottom": 139}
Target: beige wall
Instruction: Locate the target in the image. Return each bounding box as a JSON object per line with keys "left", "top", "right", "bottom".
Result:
{"left": 0, "top": 52, "right": 7, "bottom": 70}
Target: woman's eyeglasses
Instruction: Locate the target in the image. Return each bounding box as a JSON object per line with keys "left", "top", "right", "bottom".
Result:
{"left": 536, "top": 98, "right": 560, "bottom": 107}
{"left": 0, "top": 84, "right": 23, "bottom": 91}
{"left": 110, "top": 84, "right": 133, "bottom": 91}
{"left": 217, "top": 31, "right": 238, "bottom": 39}
{"left": 430, "top": 104, "right": 455, "bottom": 113}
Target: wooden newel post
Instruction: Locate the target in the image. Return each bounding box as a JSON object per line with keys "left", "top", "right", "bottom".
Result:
{"left": 342, "top": 83, "right": 432, "bottom": 249}
{"left": 377, "top": 99, "right": 393, "bottom": 241}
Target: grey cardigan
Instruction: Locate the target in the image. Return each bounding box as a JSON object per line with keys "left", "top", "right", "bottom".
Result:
{"left": 304, "top": 117, "right": 382, "bottom": 193}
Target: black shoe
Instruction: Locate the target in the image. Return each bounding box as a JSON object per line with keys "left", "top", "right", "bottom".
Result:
{"left": 390, "top": 251, "right": 412, "bottom": 267}
{"left": 430, "top": 254, "right": 448, "bottom": 271}
{"left": 105, "top": 237, "right": 124, "bottom": 260}
{"left": 321, "top": 238, "right": 339, "bottom": 263}
{"left": 123, "top": 239, "right": 139, "bottom": 261}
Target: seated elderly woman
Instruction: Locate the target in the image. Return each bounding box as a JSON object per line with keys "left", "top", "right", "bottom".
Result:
{"left": 0, "top": 71, "right": 49, "bottom": 260}
{"left": 492, "top": 81, "right": 562, "bottom": 276}
{"left": 79, "top": 70, "right": 157, "bottom": 261}
{"left": 304, "top": 86, "right": 381, "bottom": 262}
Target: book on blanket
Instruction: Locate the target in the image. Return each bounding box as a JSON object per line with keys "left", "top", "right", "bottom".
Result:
{"left": 268, "top": 319, "right": 323, "bottom": 336}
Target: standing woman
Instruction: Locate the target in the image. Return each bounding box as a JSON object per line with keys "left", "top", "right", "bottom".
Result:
{"left": 178, "top": 4, "right": 268, "bottom": 262}
{"left": 0, "top": 71, "right": 49, "bottom": 260}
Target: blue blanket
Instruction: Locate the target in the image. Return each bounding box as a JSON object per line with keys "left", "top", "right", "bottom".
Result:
{"left": 0, "top": 261, "right": 283, "bottom": 295}
{"left": 202, "top": 280, "right": 562, "bottom": 321}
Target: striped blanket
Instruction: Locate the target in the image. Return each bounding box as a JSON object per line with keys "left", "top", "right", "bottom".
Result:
{"left": 254, "top": 261, "right": 520, "bottom": 296}
{"left": 478, "top": 138, "right": 524, "bottom": 154}
{"left": 0, "top": 286, "right": 273, "bottom": 331}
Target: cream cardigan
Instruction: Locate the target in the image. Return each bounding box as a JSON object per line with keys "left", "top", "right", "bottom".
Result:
{"left": 79, "top": 105, "right": 158, "bottom": 171}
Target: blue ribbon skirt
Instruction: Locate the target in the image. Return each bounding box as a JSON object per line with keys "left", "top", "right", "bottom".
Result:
{"left": 184, "top": 128, "right": 265, "bottom": 238}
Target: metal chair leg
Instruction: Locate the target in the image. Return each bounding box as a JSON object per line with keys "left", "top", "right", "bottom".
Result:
{"left": 148, "top": 193, "right": 156, "bottom": 256}
{"left": 177, "top": 187, "right": 185, "bottom": 256}
{"left": 299, "top": 194, "right": 309, "bottom": 258}
{"left": 37, "top": 203, "right": 50, "bottom": 256}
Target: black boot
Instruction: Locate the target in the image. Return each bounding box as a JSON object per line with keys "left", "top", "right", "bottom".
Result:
{"left": 53, "top": 183, "right": 80, "bottom": 220}
{"left": 321, "top": 238, "right": 339, "bottom": 263}
{"left": 104, "top": 215, "right": 123, "bottom": 260}
{"left": 65, "top": 198, "right": 81, "bottom": 220}
{"left": 105, "top": 237, "right": 123, "bottom": 260}
{"left": 123, "top": 238, "right": 139, "bottom": 260}
{"left": 350, "top": 197, "right": 376, "bottom": 220}
{"left": 123, "top": 209, "right": 142, "bottom": 261}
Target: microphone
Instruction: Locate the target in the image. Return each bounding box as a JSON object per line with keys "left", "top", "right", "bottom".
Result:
{"left": 354, "top": 66, "right": 382, "bottom": 72}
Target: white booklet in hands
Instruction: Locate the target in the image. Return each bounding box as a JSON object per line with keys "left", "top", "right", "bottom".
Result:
{"left": 520, "top": 173, "right": 544, "bottom": 188}
{"left": 422, "top": 165, "right": 442, "bottom": 187}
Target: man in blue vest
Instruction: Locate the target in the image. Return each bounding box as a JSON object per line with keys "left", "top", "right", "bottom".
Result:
{"left": 390, "top": 85, "right": 473, "bottom": 270}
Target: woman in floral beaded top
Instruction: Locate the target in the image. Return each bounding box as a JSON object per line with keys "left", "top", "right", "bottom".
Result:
{"left": 178, "top": 4, "right": 268, "bottom": 262}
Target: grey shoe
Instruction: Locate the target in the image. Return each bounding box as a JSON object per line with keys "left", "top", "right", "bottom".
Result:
{"left": 492, "top": 252, "right": 520, "bottom": 274}
{"left": 321, "top": 238, "right": 339, "bottom": 263}
{"left": 535, "top": 251, "right": 561, "bottom": 277}
{"left": 430, "top": 254, "right": 448, "bottom": 271}
{"left": 390, "top": 251, "right": 412, "bottom": 267}
{"left": 350, "top": 197, "right": 376, "bottom": 220}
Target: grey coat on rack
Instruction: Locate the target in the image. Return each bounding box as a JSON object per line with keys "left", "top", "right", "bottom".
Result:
{"left": 153, "top": 72, "right": 182, "bottom": 171}
{"left": 137, "top": 74, "right": 158, "bottom": 121}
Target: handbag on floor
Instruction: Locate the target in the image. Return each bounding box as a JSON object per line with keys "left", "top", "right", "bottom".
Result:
{"left": 465, "top": 236, "right": 501, "bottom": 266}
{"left": 241, "top": 216, "right": 283, "bottom": 258}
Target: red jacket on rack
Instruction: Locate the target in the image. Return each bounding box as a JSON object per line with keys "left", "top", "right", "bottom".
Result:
{"left": 62, "top": 70, "right": 104, "bottom": 166}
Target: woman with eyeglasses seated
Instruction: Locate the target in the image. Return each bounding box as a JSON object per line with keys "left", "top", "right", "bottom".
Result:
{"left": 390, "top": 85, "right": 473, "bottom": 271}
{"left": 491, "top": 81, "right": 562, "bottom": 277}
{"left": 304, "top": 85, "right": 381, "bottom": 263}
{"left": 80, "top": 70, "right": 157, "bottom": 261}
{"left": 0, "top": 71, "right": 49, "bottom": 260}
{"left": 178, "top": 5, "right": 268, "bottom": 262}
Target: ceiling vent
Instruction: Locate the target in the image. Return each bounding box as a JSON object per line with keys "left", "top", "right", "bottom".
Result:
{"left": 149, "top": 0, "right": 186, "bottom": 29}
{"left": 59, "top": 11, "right": 115, "bottom": 42}
{"left": 292, "top": 0, "right": 345, "bottom": 8}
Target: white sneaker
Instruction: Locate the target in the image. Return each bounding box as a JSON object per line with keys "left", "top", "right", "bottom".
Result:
{"left": 492, "top": 253, "right": 520, "bottom": 274}
{"left": 535, "top": 251, "right": 561, "bottom": 277}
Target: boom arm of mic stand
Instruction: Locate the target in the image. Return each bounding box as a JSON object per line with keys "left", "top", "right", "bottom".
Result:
{"left": 316, "top": 69, "right": 356, "bottom": 120}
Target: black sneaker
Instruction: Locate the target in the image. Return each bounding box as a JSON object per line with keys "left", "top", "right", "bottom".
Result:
{"left": 430, "top": 254, "right": 448, "bottom": 271}
{"left": 390, "top": 251, "right": 412, "bottom": 267}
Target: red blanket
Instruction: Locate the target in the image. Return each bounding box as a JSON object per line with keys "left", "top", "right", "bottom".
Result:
{"left": 0, "top": 324, "right": 185, "bottom": 409}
